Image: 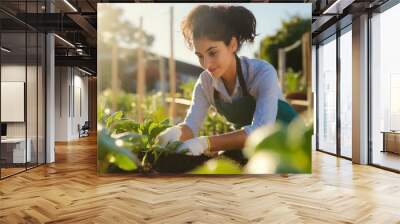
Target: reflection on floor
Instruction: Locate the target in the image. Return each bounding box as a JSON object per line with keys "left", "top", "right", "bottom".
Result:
{"left": 0, "top": 167, "right": 25, "bottom": 177}
{"left": 340, "top": 147, "right": 352, "bottom": 159}
{"left": 373, "top": 150, "right": 400, "bottom": 171}
{"left": 0, "top": 163, "right": 41, "bottom": 178}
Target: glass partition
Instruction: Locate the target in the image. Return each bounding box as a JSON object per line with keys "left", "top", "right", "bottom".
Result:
{"left": 0, "top": 1, "right": 46, "bottom": 179}
{"left": 1, "top": 30, "right": 28, "bottom": 178}
{"left": 317, "top": 35, "right": 337, "bottom": 155}
{"left": 339, "top": 27, "right": 352, "bottom": 158}
{"left": 371, "top": 3, "right": 400, "bottom": 171}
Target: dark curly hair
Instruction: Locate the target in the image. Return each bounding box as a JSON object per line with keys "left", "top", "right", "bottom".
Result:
{"left": 181, "top": 5, "right": 257, "bottom": 52}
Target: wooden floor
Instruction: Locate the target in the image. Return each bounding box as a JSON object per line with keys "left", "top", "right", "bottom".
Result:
{"left": 1, "top": 135, "right": 400, "bottom": 223}
{"left": 1, "top": 167, "right": 26, "bottom": 178}
{"left": 1, "top": 163, "right": 45, "bottom": 178}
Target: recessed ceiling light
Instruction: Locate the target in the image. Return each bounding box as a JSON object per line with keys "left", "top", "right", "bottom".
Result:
{"left": 54, "top": 34, "right": 75, "bottom": 48}
{"left": 322, "top": 0, "right": 354, "bottom": 15}
{"left": 78, "top": 67, "right": 93, "bottom": 76}
{"left": 1, "top": 47, "right": 11, "bottom": 53}
{"left": 63, "top": 0, "right": 78, "bottom": 12}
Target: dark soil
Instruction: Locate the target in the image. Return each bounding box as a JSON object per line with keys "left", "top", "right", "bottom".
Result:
{"left": 154, "top": 154, "right": 210, "bottom": 173}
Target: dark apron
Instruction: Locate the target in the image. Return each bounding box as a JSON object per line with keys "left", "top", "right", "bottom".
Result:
{"left": 213, "top": 55, "right": 299, "bottom": 165}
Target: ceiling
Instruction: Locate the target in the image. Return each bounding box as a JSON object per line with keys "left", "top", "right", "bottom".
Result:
{"left": 0, "top": 0, "right": 394, "bottom": 75}
{"left": 1, "top": 0, "right": 99, "bottom": 74}
{"left": 308, "top": 0, "right": 390, "bottom": 43}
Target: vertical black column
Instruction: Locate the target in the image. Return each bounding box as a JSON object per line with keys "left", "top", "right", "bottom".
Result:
{"left": 36, "top": 0, "right": 39, "bottom": 167}
{"left": 44, "top": 0, "right": 47, "bottom": 164}
{"left": 25, "top": 0, "right": 28, "bottom": 171}
{"left": 336, "top": 27, "right": 341, "bottom": 157}
{"left": 315, "top": 44, "right": 319, "bottom": 151}
{"left": 367, "top": 10, "right": 373, "bottom": 165}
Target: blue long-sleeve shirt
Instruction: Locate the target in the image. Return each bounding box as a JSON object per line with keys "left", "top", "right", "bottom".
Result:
{"left": 181, "top": 56, "right": 284, "bottom": 137}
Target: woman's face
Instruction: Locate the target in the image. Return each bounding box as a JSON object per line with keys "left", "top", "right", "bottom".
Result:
{"left": 193, "top": 37, "right": 237, "bottom": 79}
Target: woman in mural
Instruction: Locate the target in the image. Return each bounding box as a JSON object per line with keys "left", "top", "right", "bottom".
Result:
{"left": 156, "top": 5, "right": 298, "bottom": 163}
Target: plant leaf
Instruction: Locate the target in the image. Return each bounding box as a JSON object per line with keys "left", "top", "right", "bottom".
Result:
{"left": 111, "top": 119, "right": 139, "bottom": 134}
{"left": 114, "top": 153, "right": 137, "bottom": 171}
{"left": 98, "top": 128, "right": 139, "bottom": 172}
{"left": 190, "top": 158, "right": 242, "bottom": 174}
{"left": 105, "top": 111, "right": 124, "bottom": 128}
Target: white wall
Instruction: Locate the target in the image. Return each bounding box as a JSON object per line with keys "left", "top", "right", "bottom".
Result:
{"left": 55, "top": 67, "right": 69, "bottom": 141}
{"left": 70, "top": 72, "right": 89, "bottom": 139}
{"left": 54, "top": 67, "right": 89, "bottom": 141}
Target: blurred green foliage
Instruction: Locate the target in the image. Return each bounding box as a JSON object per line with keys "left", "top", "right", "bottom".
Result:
{"left": 200, "top": 109, "right": 235, "bottom": 136}
{"left": 190, "top": 157, "right": 242, "bottom": 174}
{"left": 244, "top": 118, "right": 312, "bottom": 174}
{"left": 179, "top": 79, "right": 196, "bottom": 100}
{"left": 98, "top": 89, "right": 167, "bottom": 122}
{"left": 285, "top": 68, "right": 306, "bottom": 94}
{"left": 259, "top": 16, "right": 311, "bottom": 73}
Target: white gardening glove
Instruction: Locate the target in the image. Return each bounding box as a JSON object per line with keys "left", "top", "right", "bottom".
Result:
{"left": 177, "top": 136, "right": 213, "bottom": 156}
{"left": 155, "top": 126, "right": 182, "bottom": 147}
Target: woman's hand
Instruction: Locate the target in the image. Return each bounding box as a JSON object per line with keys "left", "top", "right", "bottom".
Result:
{"left": 155, "top": 126, "right": 182, "bottom": 147}
{"left": 177, "top": 136, "right": 214, "bottom": 156}
{"left": 177, "top": 129, "right": 248, "bottom": 156}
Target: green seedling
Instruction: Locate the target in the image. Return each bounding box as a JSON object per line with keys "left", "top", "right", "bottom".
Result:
{"left": 99, "top": 111, "right": 189, "bottom": 173}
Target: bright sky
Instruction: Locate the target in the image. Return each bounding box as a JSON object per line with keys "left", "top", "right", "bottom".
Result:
{"left": 104, "top": 3, "right": 311, "bottom": 66}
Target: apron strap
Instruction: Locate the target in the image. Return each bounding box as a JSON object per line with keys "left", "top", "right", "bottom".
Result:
{"left": 235, "top": 54, "right": 250, "bottom": 97}
{"left": 214, "top": 55, "right": 249, "bottom": 99}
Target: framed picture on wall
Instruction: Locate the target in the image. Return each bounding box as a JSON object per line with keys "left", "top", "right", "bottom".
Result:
{"left": 97, "top": 3, "right": 313, "bottom": 175}
{"left": 1, "top": 81, "right": 25, "bottom": 122}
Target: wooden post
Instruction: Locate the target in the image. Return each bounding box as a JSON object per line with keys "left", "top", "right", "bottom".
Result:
{"left": 159, "top": 55, "right": 166, "bottom": 107}
{"left": 169, "top": 6, "right": 176, "bottom": 123}
{"left": 278, "top": 48, "right": 286, "bottom": 93}
{"left": 111, "top": 43, "right": 118, "bottom": 112}
{"left": 137, "top": 17, "right": 146, "bottom": 123}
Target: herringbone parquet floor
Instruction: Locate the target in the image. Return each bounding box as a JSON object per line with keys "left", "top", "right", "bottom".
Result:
{"left": 1, "top": 134, "right": 400, "bottom": 224}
